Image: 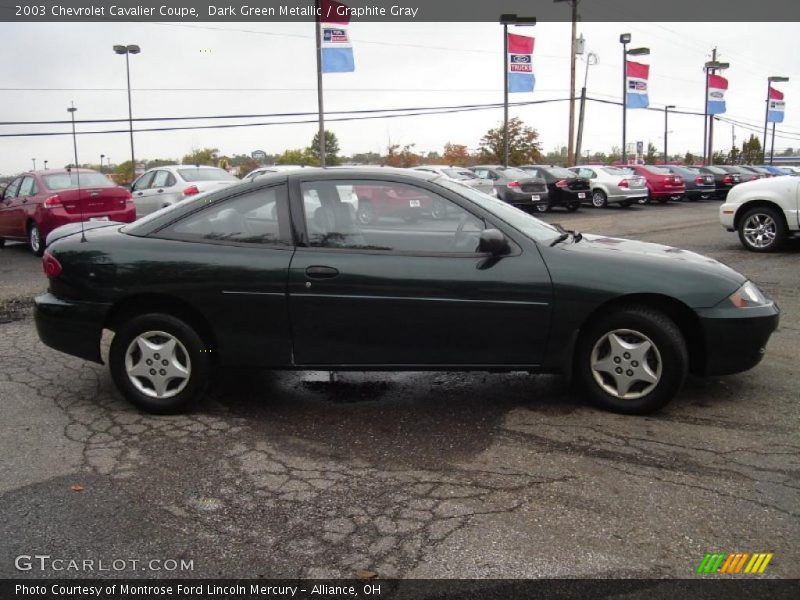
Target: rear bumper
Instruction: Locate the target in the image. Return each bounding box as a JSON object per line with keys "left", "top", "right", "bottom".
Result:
{"left": 695, "top": 303, "right": 780, "bottom": 376}
{"left": 505, "top": 189, "right": 549, "bottom": 206}
{"left": 685, "top": 188, "right": 715, "bottom": 199}
{"left": 650, "top": 188, "right": 686, "bottom": 198}
{"left": 34, "top": 293, "right": 111, "bottom": 364}
{"left": 37, "top": 206, "right": 136, "bottom": 240}
{"left": 607, "top": 189, "right": 648, "bottom": 202}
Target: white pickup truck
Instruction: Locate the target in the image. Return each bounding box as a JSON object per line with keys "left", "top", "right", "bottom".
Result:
{"left": 720, "top": 175, "right": 800, "bottom": 251}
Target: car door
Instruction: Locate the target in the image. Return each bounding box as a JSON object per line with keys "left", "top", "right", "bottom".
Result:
{"left": 14, "top": 176, "right": 38, "bottom": 236}
{"left": 130, "top": 171, "right": 156, "bottom": 217}
{"left": 286, "top": 176, "right": 552, "bottom": 367}
{"left": 0, "top": 177, "right": 23, "bottom": 237}
{"left": 149, "top": 170, "right": 181, "bottom": 210}
{"left": 150, "top": 184, "right": 295, "bottom": 366}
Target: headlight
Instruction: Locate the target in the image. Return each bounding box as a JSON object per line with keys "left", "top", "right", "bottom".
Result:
{"left": 727, "top": 281, "right": 769, "bottom": 308}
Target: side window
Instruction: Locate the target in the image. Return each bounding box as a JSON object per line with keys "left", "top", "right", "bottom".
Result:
{"left": 151, "top": 170, "right": 171, "bottom": 188}
{"left": 3, "top": 177, "right": 23, "bottom": 199}
{"left": 132, "top": 172, "right": 155, "bottom": 191}
{"left": 160, "top": 185, "right": 290, "bottom": 246}
{"left": 472, "top": 169, "right": 489, "bottom": 179}
{"left": 19, "top": 177, "right": 36, "bottom": 197}
{"left": 300, "top": 180, "right": 486, "bottom": 255}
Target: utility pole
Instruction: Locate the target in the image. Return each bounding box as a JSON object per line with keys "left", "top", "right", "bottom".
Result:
{"left": 575, "top": 51, "right": 597, "bottom": 163}
{"left": 663, "top": 105, "right": 675, "bottom": 164}
{"left": 567, "top": 1, "right": 577, "bottom": 166}
{"left": 708, "top": 48, "right": 717, "bottom": 165}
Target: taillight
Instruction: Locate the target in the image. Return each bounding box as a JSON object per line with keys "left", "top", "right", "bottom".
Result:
{"left": 695, "top": 176, "right": 704, "bottom": 185}
{"left": 506, "top": 181, "right": 521, "bottom": 189}
{"left": 722, "top": 175, "right": 732, "bottom": 185}
{"left": 42, "top": 251, "right": 62, "bottom": 278}
{"left": 183, "top": 185, "right": 200, "bottom": 196}
{"left": 555, "top": 179, "right": 569, "bottom": 188}
{"left": 618, "top": 179, "right": 629, "bottom": 188}
{"left": 43, "top": 195, "right": 62, "bottom": 209}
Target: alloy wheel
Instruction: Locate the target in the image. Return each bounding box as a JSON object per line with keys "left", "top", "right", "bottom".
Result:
{"left": 742, "top": 213, "right": 777, "bottom": 249}
{"left": 124, "top": 331, "right": 191, "bottom": 399}
{"left": 590, "top": 328, "right": 662, "bottom": 400}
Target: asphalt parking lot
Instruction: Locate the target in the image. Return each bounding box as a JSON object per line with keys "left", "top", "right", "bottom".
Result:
{"left": 0, "top": 200, "right": 798, "bottom": 579}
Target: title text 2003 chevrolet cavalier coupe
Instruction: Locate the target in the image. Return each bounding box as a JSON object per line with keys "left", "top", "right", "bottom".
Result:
{"left": 35, "top": 169, "right": 779, "bottom": 415}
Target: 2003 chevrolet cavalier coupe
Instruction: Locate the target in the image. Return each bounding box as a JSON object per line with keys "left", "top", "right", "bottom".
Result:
{"left": 34, "top": 169, "right": 779, "bottom": 415}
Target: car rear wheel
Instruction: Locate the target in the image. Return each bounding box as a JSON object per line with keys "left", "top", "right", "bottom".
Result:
{"left": 738, "top": 206, "right": 787, "bottom": 252}
{"left": 566, "top": 203, "right": 580, "bottom": 212}
{"left": 576, "top": 306, "right": 688, "bottom": 414}
{"left": 637, "top": 196, "right": 649, "bottom": 205}
{"left": 110, "top": 313, "right": 210, "bottom": 414}
{"left": 535, "top": 202, "right": 550, "bottom": 213}
{"left": 619, "top": 200, "right": 633, "bottom": 208}
{"left": 356, "top": 201, "right": 376, "bottom": 225}
{"left": 591, "top": 190, "right": 608, "bottom": 208}
{"left": 28, "top": 222, "right": 44, "bottom": 257}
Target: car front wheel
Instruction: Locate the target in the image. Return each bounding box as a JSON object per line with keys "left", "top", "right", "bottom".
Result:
{"left": 738, "top": 206, "right": 787, "bottom": 252}
{"left": 591, "top": 190, "right": 608, "bottom": 208}
{"left": 110, "top": 313, "right": 210, "bottom": 414}
{"left": 576, "top": 306, "right": 688, "bottom": 414}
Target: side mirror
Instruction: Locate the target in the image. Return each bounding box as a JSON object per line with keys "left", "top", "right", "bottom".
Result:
{"left": 478, "top": 228, "right": 510, "bottom": 255}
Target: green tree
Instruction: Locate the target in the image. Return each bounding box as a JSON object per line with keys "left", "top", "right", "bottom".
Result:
{"left": 276, "top": 148, "right": 318, "bottom": 166}
{"left": 145, "top": 158, "right": 175, "bottom": 170}
{"left": 442, "top": 143, "right": 472, "bottom": 166}
{"left": 479, "top": 117, "right": 543, "bottom": 166}
{"left": 114, "top": 160, "right": 135, "bottom": 185}
{"left": 181, "top": 147, "right": 219, "bottom": 166}
{"left": 237, "top": 158, "right": 259, "bottom": 178}
{"left": 350, "top": 151, "right": 382, "bottom": 165}
{"left": 711, "top": 150, "right": 728, "bottom": 165}
{"left": 644, "top": 142, "right": 658, "bottom": 164}
{"left": 780, "top": 147, "right": 794, "bottom": 156}
{"left": 308, "top": 130, "right": 341, "bottom": 166}
{"left": 683, "top": 152, "right": 697, "bottom": 166}
{"left": 741, "top": 134, "right": 763, "bottom": 164}
{"left": 607, "top": 146, "right": 622, "bottom": 164}
{"left": 728, "top": 146, "right": 741, "bottom": 165}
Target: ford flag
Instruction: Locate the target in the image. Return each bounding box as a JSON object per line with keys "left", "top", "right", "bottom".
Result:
{"left": 508, "top": 33, "right": 535, "bottom": 93}
{"left": 767, "top": 87, "right": 785, "bottom": 123}
{"left": 707, "top": 74, "right": 728, "bottom": 115}
{"left": 626, "top": 61, "right": 650, "bottom": 109}
{"left": 320, "top": 0, "right": 354, "bottom": 73}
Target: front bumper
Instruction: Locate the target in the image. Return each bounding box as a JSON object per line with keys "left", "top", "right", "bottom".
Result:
{"left": 34, "top": 293, "right": 111, "bottom": 364}
{"left": 695, "top": 302, "right": 780, "bottom": 376}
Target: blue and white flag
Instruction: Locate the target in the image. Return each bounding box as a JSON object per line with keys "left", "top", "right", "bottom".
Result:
{"left": 767, "top": 87, "right": 785, "bottom": 123}
{"left": 626, "top": 61, "right": 650, "bottom": 109}
{"left": 507, "top": 33, "right": 535, "bottom": 93}
{"left": 320, "top": 0, "right": 354, "bottom": 73}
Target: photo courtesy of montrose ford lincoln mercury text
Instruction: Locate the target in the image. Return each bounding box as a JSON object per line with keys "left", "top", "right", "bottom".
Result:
{"left": 34, "top": 169, "right": 779, "bottom": 415}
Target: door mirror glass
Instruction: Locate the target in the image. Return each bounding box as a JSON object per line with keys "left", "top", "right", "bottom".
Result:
{"left": 478, "top": 228, "right": 510, "bottom": 255}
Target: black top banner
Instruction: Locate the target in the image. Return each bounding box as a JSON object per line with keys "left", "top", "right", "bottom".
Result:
{"left": 2, "top": 0, "right": 800, "bottom": 22}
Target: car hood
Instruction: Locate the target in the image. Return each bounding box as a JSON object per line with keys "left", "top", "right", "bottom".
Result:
{"left": 542, "top": 233, "right": 747, "bottom": 308}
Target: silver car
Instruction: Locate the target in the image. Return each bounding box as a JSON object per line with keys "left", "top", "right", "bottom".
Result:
{"left": 569, "top": 165, "right": 648, "bottom": 208}
{"left": 412, "top": 165, "right": 497, "bottom": 197}
{"left": 242, "top": 164, "right": 314, "bottom": 182}
{"left": 130, "top": 165, "right": 239, "bottom": 217}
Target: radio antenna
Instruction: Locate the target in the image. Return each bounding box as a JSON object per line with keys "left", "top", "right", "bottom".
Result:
{"left": 68, "top": 102, "right": 86, "bottom": 243}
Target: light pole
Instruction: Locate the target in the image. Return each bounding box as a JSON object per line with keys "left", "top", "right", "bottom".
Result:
{"left": 500, "top": 14, "right": 536, "bottom": 168}
{"left": 663, "top": 105, "right": 675, "bottom": 163}
{"left": 763, "top": 76, "right": 789, "bottom": 164}
{"left": 43, "top": 160, "right": 48, "bottom": 170}
{"left": 32, "top": 158, "right": 36, "bottom": 171}
{"left": 574, "top": 50, "right": 598, "bottom": 163}
{"left": 100, "top": 154, "right": 105, "bottom": 173}
{"left": 703, "top": 54, "right": 729, "bottom": 165}
{"left": 620, "top": 34, "right": 649, "bottom": 165}
{"left": 554, "top": 0, "right": 579, "bottom": 166}
{"left": 113, "top": 44, "right": 140, "bottom": 181}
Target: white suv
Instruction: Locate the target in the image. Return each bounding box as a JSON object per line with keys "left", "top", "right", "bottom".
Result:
{"left": 720, "top": 176, "right": 800, "bottom": 251}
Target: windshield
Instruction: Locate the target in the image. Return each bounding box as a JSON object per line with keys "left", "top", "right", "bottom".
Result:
{"left": 703, "top": 166, "right": 726, "bottom": 174}
{"left": 177, "top": 168, "right": 239, "bottom": 182}
{"left": 44, "top": 172, "right": 115, "bottom": 190}
{"left": 435, "top": 178, "right": 561, "bottom": 242}
{"left": 545, "top": 166, "right": 577, "bottom": 178}
{"left": 601, "top": 167, "right": 628, "bottom": 176}
{"left": 499, "top": 167, "right": 531, "bottom": 179}
{"left": 443, "top": 168, "right": 477, "bottom": 180}
{"left": 643, "top": 165, "right": 671, "bottom": 175}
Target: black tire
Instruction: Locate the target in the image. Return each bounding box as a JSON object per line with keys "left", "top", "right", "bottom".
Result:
{"left": 656, "top": 197, "right": 669, "bottom": 204}
{"left": 699, "top": 193, "right": 712, "bottom": 200}
{"left": 535, "top": 202, "right": 550, "bottom": 213}
{"left": 0, "top": 237, "right": 5, "bottom": 249}
{"left": 356, "top": 201, "right": 376, "bottom": 225}
{"left": 566, "top": 203, "right": 580, "bottom": 212}
{"left": 575, "top": 306, "right": 688, "bottom": 415}
{"left": 109, "top": 313, "right": 210, "bottom": 414}
{"left": 591, "top": 189, "right": 608, "bottom": 208}
{"left": 737, "top": 206, "right": 787, "bottom": 253}
{"left": 619, "top": 200, "right": 634, "bottom": 208}
{"left": 28, "top": 222, "right": 44, "bottom": 257}
{"left": 637, "top": 195, "right": 650, "bottom": 205}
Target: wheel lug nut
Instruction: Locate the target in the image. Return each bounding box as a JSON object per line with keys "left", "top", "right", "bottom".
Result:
{"left": 159, "top": 369, "right": 166, "bottom": 376}
{"left": 623, "top": 352, "right": 631, "bottom": 359}
{"left": 613, "top": 357, "right": 621, "bottom": 364}
{"left": 146, "top": 359, "right": 152, "bottom": 365}
{"left": 632, "top": 360, "right": 639, "bottom": 367}
{"left": 615, "top": 367, "right": 623, "bottom": 374}
{"left": 154, "top": 353, "right": 160, "bottom": 360}
{"left": 626, "top": 369, "right": 634, "bottom": 376}
{"left": 162, "top": 360, "right": 168, "bottom": 366}
{"left": 149, "top": 369, "right": 156, "bottom": 375}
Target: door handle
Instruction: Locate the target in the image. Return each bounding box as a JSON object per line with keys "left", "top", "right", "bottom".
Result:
{"left": 136, "top": 191, "right": 143, "bottom": 196}
{"left": 157, "top": 188, "right": 164, "bottom": 193}
{"left": 305, "top": 265, "right": 339, "bottom": 279}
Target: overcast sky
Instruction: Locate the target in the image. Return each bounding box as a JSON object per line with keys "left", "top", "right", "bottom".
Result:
{"left": 1, "top": 20, "right": 798, "bottom": 174}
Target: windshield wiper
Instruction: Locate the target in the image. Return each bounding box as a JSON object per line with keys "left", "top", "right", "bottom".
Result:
{"left": 549, "top": 232, "right": 570, "bottom": 247}
{"left": 549, "top": 229, "right": 583, "bottom": 247}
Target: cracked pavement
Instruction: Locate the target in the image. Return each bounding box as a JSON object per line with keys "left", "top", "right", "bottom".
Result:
{"left": 0, "top": 201, "right": 798, "bottom": 579}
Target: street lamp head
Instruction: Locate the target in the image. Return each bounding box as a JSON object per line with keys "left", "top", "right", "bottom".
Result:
{"left": 666, "top": 105, "right": 676, "bottom": 109}
{"left": 499, "top": 14, "right": 536, "bottom": 25}
{"left": 627, "top": 47, "right": 650, "bottom": 56}
{"left": 704, "top": 60, "right": 729, "bottom": 70}
{"left": 620, "top": 33, "right": 631, "bottom": 44}
{"left": 113, "top": 44, "right": 127, "bottom": 54}
{"left": 127, "top": 44, "right": 141, "bottom": 54}
{"left": 114, "top": 44, "right": 141, "bottom": 54}
{"left": 768, "top": 76, "right": 789, "bottom": 83}
{"left": 67, "top": 106, "right": 77, "bottom": 113}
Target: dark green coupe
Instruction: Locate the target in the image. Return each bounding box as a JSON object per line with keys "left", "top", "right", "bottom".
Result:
{"left": 35, "top": 168, "right": 779, "bottom": 415}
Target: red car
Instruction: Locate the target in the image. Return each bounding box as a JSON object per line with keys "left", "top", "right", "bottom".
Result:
{"left": 0, "top": 169, "right": 134, "bottom": 255}
{"left": 625, "top": 165, "right": 686, "bottom": 204}
{"left": 354, "top": 183, "right": 437, "bottom": 224}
